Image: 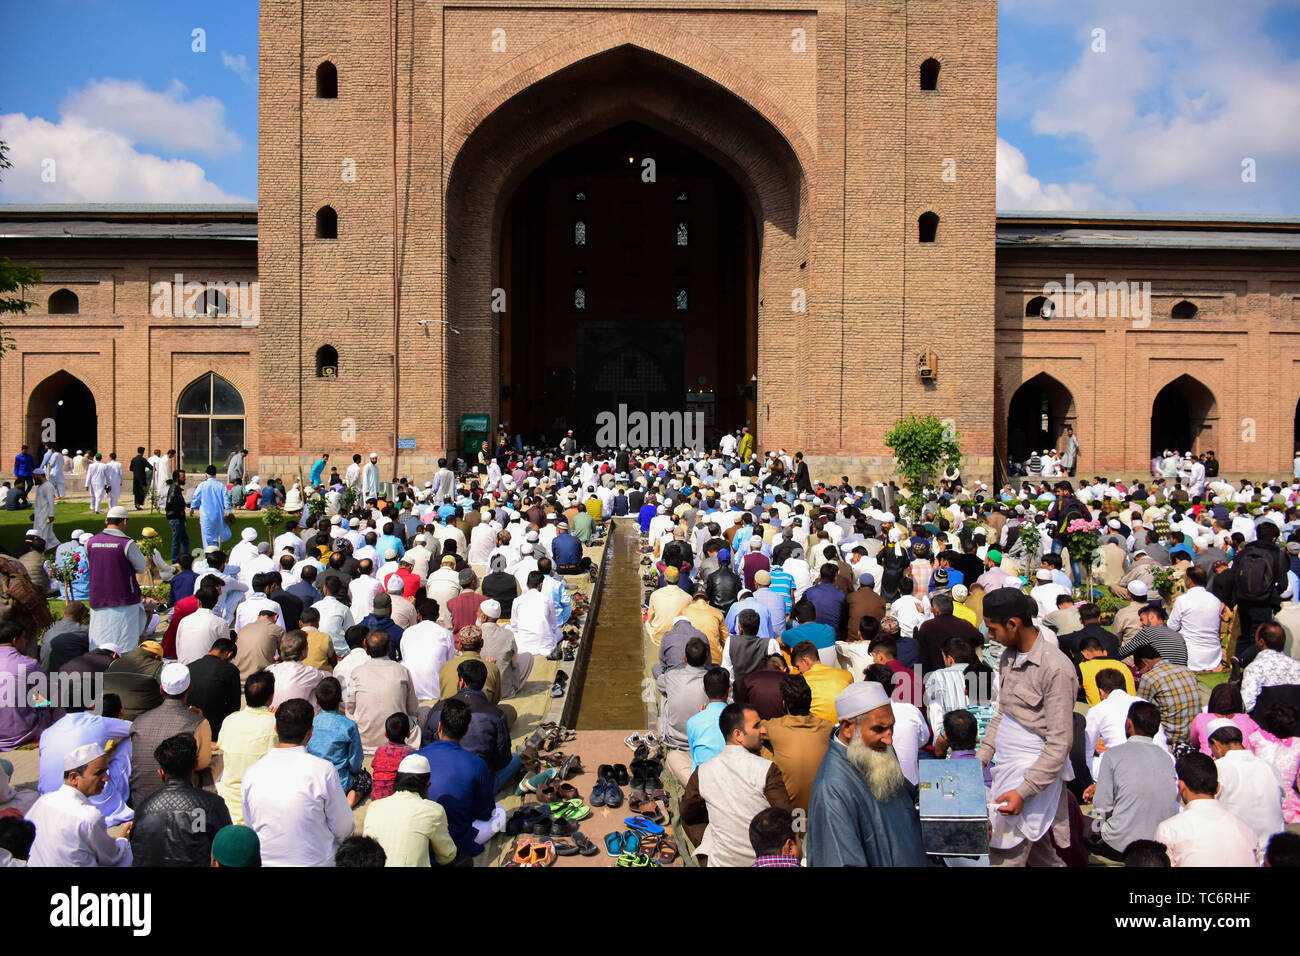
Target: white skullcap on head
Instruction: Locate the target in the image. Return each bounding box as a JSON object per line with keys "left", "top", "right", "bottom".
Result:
{"left": 384, "top": 548, "right": 398, "bottom": 560}
{"left": 1128, "top": 580, "right": 1149, "bottom": 597}
{"left": 78, "top": 532, "right": 92, "bottom": 544}
{"left": 386, "top": 575, "right": 404, "bottom": 593}
{"left": 241, "top": 527, "right": 257, "bottom": 541}
{"left": 1108, "top": 519, "right": 1121, "bottom": 529}
{"left": 1204, "top": 717, "right": 1235, "bottom": 738}
{"left": 160, "top": 662, "right": 191, "bottom": 695}
{"left": 1036, "top": 568, "right": 1053, "bottom": 581}
{"left": 520, "top": 542, "right": 534, "bottom": 555}
{"left": 64, "top": 741, "right": 106, "bottom": 772}
{"left": 888, "top": 529, "right": 901, "bottom": 543}
{"left": 526, "top": 530, "right": 539, "bottom": 541}
{"left": 398, "top": 753, "right": 431, "bottom": 775}
{"left": 480, "top": 599, "right": 502, "bottom": 619}
{"left": 749, "top": 535, "right": 763, "bottom": 549}
{"left": 835, "top": 682, "right": 891, "bottom": 722}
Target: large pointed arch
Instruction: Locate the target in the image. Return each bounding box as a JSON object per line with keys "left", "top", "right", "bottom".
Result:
{"left": 1006, "top": 372, "right": 1077, "bottom": 467}
{"left": 26, "top": 371, "right": 97, "bottom": 454}
{"left": 1151, "top": 375, "right": 1218, "bottom": 459}
{"left": 443, "top": 41, "right": 810, "bottom": 453}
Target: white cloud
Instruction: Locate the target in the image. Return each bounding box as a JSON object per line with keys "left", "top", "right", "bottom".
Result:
{"left": 62, "top": 78, "right": 241, "bottom": 159}
{"left": 996, "top": 138, "right": 1118, "bottom": 211}
{"left": 221, "top": 52, "right": 256, "bottom": 86}
{"left": 0, "top": 112, "right": 248, "bottom": 203}
{"left": 1021, "top": 2, "right": 1300, "bottom": 212}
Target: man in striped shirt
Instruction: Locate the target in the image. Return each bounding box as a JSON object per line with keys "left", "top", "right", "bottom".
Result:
{"left": 768, "top": 562, "right": 795, "bottom": 620}
{"left": 1116, "top": 604, "right": 1188, "bottom": 667}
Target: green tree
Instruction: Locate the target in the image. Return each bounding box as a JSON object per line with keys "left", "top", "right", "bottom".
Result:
{"left": 883, "top": 414, "right": 962, "bottom": 523}
{"left": 0, "top": 139, "right": 42, "bottom": 351}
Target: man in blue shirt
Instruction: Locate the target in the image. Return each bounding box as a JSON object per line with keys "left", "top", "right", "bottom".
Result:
{"left": 638, "top": 499, "right": 658, "bottom": 534}
{"left": 309, "top": 454, "right": 329, "bottom": 487}
{"left": 725, "top": 590, "right": 774, "bottom": 640}
{"left": 803, "top": 564, "right": 847, "bottom": 639}
{"left": 415, "top": 697, "right": 495, "bottom": 863}
{"left": 686, "top": 666, "right": 731, "bottom": 771}
{"left": 375, "top": 521, "right": 405, "bottom": 561}
{"left": 13, "top": 445, "right": 36, "bottom": 502}
{"left": 552, "top": 522, "right": 591, "bottom": 574}
{"left": 783, "top": 598, "right": 837, "bottom": 654}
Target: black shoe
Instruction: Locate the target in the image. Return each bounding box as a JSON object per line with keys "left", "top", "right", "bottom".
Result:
{"left": 547, "top": 644, "right": 564, "bottom": 661}
{"left": 613, "top": 763, "right": 630, "bottom": 786}
{"left": 562, "top": 643, "right": 576, "bottom": 661}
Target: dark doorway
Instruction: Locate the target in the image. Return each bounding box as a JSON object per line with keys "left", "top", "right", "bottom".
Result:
{"left": 501, "top": 121, "right": 756, "bottom": 448}
{"left": 26, "top": 371, "right": 97, "bottom": 454}
{"left": 1006, "top": 373, "right": 1075, "bottom": 466}
{"left": 1151, "top": 375, "right": 1217, "bottom": 458}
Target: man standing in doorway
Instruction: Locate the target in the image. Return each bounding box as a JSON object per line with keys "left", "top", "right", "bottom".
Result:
{"left": 13, "top": 444, "right": 35, "bottom": 503}
{"left": 1061, "top": 426, "right": 1079, "bottom": 478}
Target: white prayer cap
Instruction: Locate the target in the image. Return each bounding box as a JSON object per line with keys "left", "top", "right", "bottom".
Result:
{"left": 241, "top": 527, "right": 258, "bottom": 542}
{"left": 61, "top": 449, "right": 68, "bottom": 455}
{"left": 1108, "top": 519, "right": 1121, "bottom": 529}
{"left": 480, "top": 599, "right": 502, "bottom": 619}
{"left": 1204, "top": 717, "right": 1235, "bottom": 738}
{"left": 525, "top": 530, "right": 540, "bottom": 542}
{"left": 397, "top": 753, "right": 431, "bottom": 775}
{"left": 64, "top": 741, "right": 106, "bottom": 772}
{"left": 1195, "top": 535, "right": 1213, "bottom": 549}
{"left": 1036, "top": 568, "right": 1053, "bottom": 581}
{"left": 330, "top": 515, "right": 342, "bottom": 525}
{"left": 520, "top": 542, "right": 534, "bottom": 555}
{"left": 70, "top": 528, "right": 84, "bottom": 539}
{"left": 160, "top": 662, "right": 191, "bottom": 695}
{"left": 386, "top": 575, "right": 404, "bottom": 593}
{"left": 835, "top": 682, "right": 891, "bottom": 722}
{"left": 77, "top": 532, "right": 91, "bottom": 544}
{"left": 414, "top": 533, "right": 427, "bottom": 543}
{"left": 1128, "top": 580, "right": 1149, "bottom": 597}
{"left": 369, "top": 452, "right": 378, "bottom": 459}
{"left": 888, "top": 529, "right": 901, "bottom": 543}
{"left": 106, "top": 505, "right": 129, "bottom": 520}
{"left": 952, "top": 584, "right": 969, "bottom": 602}
{"left": 749, "top": 535, "right": 763, "bottom": 550}
{"left": 881, "top": 512, "right": 896, "bottom": 523}
{"left": 384, "top": 548, "right": 398, "bottom": 560}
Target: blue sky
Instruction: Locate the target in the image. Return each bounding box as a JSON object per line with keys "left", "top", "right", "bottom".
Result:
{"left": 1, "top": 0, "right": 1297, "bottom": 214}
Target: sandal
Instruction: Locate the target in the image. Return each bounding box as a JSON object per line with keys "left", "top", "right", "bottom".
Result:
{"left": 573, "top": 831, "right": 601, "bottom": 857}
{"left": 624, "top": 733, "right": 645, "bottom": 751}
{"left": 615, "top": 851, "right": 656, "bottom": 867}
{"left": 512, "top": 837, "right": 533, "bottom": 866}
{"left": 559, "top": 754, "right": 584, "bottom": 780}
{"left": 528, "top": 841, "right": 555, "bottom": 867}
{"left": 624, "top": 815, "right": 664, "bottom": 835}
{"left": 621, "top": 830, "right": 641, "bottom": 855}
{"left": 552, "top": 838, "right": 580, "bottom": 857}
{"left": 657, "top": 834, "right": 679, "bottom": 866}
{"left": 604, "top": 832, "right": 625, "bottom": 857}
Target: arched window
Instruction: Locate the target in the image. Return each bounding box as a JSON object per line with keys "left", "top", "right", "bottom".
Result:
{"left": 1171, "top": 300, "right": 1198, "bottom": 319}
{"left": 1026, "top": 295, "right": 1051, "bottom": 318}
{"left": 920, "top": 58, "right": 941, "bottom": 91}
{"left": 675, "top": 288, "right": 689, "bottom": 311}
{"left": 572, "top": 219, "right": 587, "bottom": 247}
{"left": 316, "top": 205, "right": 338, "bottom": 239}
{"left": 197, "top": 289, "right": 227, "bottom": 318}
{"left": 918, "top": 211, "right": 939, "bottom": 243}
{"left": 572, "top": 286, "right": 586, "bottom": 311}
{"left": 48, "top": 289, "right": 79, "bottom": 314}
{"left": 176, "top": 373, "right": 245, "bottom": 471}
{"left": 676, "top": 220, "right": 689, "bottom": 247}
{"left": 316, "top": 61, "right": 338, "bottom": 99}
{"left": 316, "top": 345, "right": 339, "bottom": 377}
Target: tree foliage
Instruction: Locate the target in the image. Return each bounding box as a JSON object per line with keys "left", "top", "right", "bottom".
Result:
{"left": 0, "top": 140, "right": 42, "bottom": 351}
{"left": 883, "top": 414, "right": 962, "bottom": 521}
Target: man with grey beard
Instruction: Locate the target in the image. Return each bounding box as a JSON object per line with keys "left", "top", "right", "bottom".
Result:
{"left": 805, "top": 681, "right": 928, "bottom": 866}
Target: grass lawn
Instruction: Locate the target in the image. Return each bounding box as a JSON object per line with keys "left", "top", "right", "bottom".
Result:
{"left": 2, "top": 500, "right": 270, "bottom": 560}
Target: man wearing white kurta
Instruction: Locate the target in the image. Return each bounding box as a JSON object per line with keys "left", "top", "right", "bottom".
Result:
{"left": 25, "top": 741, "right": 132, "bottom": 867}
{"left": 40, "top": 443, "right": 66, "bottom": 499}
{"left": 361, "top": 453, "right": 381, "bottom": 501}
{"left": 1168, "top": 569, "right": 1226, "bottom": 671}
{"left": 241, "top": 698, "right": 354, "bottom": 866}
{"left": 84, "top": 455, "right": 108, "bottom": 514}
{"left": 104, "top": 453, "right": 123, "bottom": 508}
{"left": 150, "top": 450, "right": 171, "bottom": 502}
{"left": 510, "top": 577, "right": 561, "bottom": 656}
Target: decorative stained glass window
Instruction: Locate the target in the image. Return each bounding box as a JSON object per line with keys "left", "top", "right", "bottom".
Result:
{"left": 675, "top": 288, "right": 688, "bottom": 311}
{"left": 676, "top": 191, "right": 688, "bottom": 202}
{"left": 573, "top": 220, "right": 587, "bottom": 246}
{"left": 676, "top": 221, "right": 689, "bottom": 246}
{"left": 573, "top": 287, "right": 586, "bottom": 310}
{"left": 574, "top": 190, "right": 586, "bottom": 201}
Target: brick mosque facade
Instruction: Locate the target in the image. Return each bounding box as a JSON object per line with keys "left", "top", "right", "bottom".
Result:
{"left": 2, "top": 1, "right": 1298, "bottom": 484}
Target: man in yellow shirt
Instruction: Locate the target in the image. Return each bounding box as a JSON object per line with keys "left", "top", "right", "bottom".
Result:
{"left": 951, "top": 584, "right": 979, "bottom": 629}
{"left": 215, "top": 670, "right": 279, "bottom": 824}
{"left": 791, "top": 641, "right": 852, "bottom": 723}
{"left": 361, "top": 753, "right": 458, "bottom": 867}
{"left": 682, "top": 589, "right": 728, "bottom": 665}
{"left": 1077, "top": 635, "right": 1136, "bottom": 706}
{"left": 646, "top": 568, "right": 692, "bottom": 644}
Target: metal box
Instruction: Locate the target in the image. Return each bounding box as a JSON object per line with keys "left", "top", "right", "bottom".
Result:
{"left": 917, "top": 759, "right": 989, "bottom": 857}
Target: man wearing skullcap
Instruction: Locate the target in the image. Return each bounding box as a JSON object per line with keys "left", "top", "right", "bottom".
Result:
{"left": 361, "top": 753, "right": 457, "bottom": 866}
{"left": 85, "top": 506, "right": 149, "bottom": 654}
{"left": 128, "top": 661, "right": 213, "bottom": 807}
{"left": 647, "top": 567, "right": 693, "bottom": 644}
{"left": 25, "top": 741, "right": 133, "bottom": 867}
{"left": 211, "top": 824, "right": 261, "bottom": 867}
{"left": 805, "top": 681, "right": 928, "bottom": 867}
{"left": 978, "top": 587, "right": 1078, "bottom": 866}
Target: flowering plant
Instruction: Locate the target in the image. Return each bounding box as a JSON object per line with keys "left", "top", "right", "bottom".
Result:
{"left": 1062, "top": 518, "right": 1102, "bottom": 598}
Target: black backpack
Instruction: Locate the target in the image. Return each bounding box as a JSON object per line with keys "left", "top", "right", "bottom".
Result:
{"left": 1234, "top": 546, "right": 1278, "bottom": 603}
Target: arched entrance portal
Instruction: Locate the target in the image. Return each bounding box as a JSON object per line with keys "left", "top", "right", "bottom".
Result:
{"left": 26, "top": 371, "right": 97, "bottom": 454}
{"left": 501, "top": 122, "right": 756, "bottom": 447}
{"left": 444, "top": 42, "right": 808, "bottom": 457}
{"left": 1006, "top": 373, "right": 1075, "bottom": 466}
{"left": 1151, "top": 375, "right": 1217, "bottom": 458}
